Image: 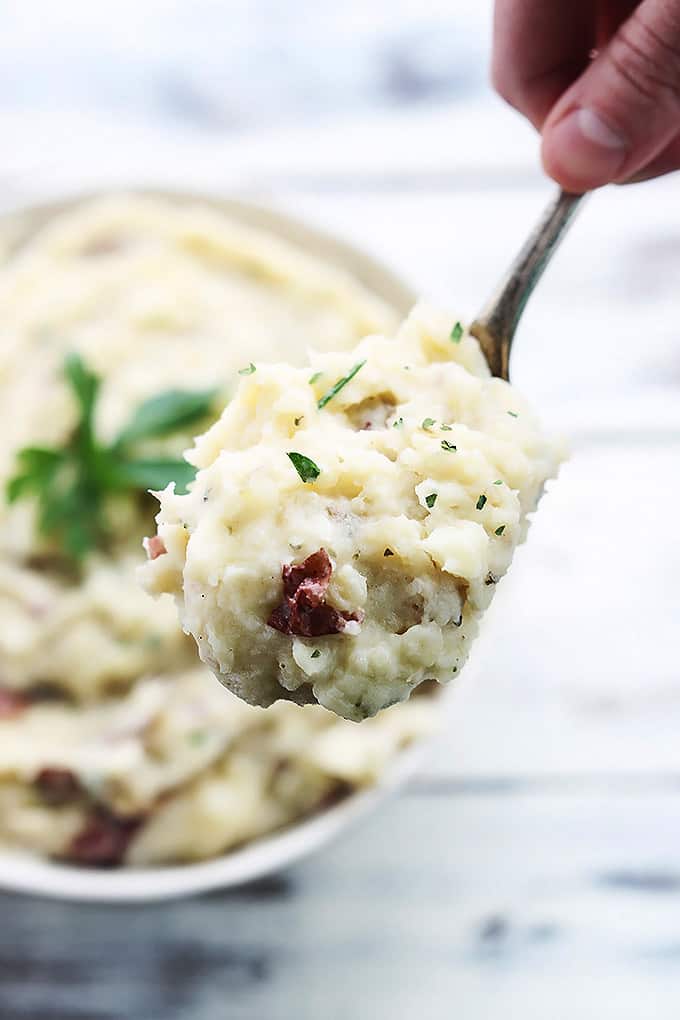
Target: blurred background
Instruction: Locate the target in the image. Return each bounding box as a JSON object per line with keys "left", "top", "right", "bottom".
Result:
{"left": 0, "top": 0, "right": 488, "bottom": 128}
{"left": 2, "top": 2, "right": 680, "bottom": 1018}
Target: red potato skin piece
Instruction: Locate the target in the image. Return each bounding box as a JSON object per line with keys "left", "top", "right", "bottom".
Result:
{"left": 35, "top": 768, "right": 82, "bottom": 807}
{"left": 267, "top": 548, "right": 364, "bottom": 638}
{"left": 0, "top": 688, "right": 29, "bottom": 720}
{"left": 68, "top": 811, "right": 142, "bottom": 868}
{"left": 144, "top": 535, "right": 167, "bottom": 560}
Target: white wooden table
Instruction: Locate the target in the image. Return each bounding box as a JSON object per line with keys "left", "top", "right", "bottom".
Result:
{"left": 1, "top": 67, "right": 679, "bottom": 1018}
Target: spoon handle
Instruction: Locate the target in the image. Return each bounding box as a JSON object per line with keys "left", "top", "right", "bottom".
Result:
{"left": 470, "top": 189, "right": 585, "bottom": 380}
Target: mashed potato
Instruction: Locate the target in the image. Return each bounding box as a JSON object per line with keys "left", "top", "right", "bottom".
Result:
{"left": 144, "top": 306, "right": 562, "bottom": 722}
{"left": 0, "top": 669, "right": 433, "bottom": 865}
{"left": 0, "top": 194, "right": 435, "bottom": 867}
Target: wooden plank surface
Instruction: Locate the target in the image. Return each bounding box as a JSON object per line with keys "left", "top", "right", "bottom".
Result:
{"left": 3, "top": 789, "right": 680, "bottom": 1020}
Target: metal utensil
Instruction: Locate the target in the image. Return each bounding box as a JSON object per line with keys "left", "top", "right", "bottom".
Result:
{"left": 470, "top": 189, "right": 585, "bottom": 380}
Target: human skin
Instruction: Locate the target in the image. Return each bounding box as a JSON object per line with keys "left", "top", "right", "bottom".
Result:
{"left": 492, "top": 0, "right": 680, "bottom": 189}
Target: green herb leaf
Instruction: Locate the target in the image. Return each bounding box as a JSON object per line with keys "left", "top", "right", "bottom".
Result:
{"left": 450, "top": 321, "right": 464, "bottom": 343}
{"left": 6, "top": 354, "right": 218, "bottom": 565}
{"left": 46, "top": 494, "right": 102, "bottom": 560}
{"left": 35, "top": 459, "right": 104, "bottom": 562}
{"left": 440, "top": 424, "right": 453, "bottom": 431}
{"left": 507, "top": 410, "right": 519, "bottom": 418}
{"left": 425, "top": 493, "right": 437, "bottom": 509}
{"left": 311, "top": 649, "right": 321, "bottom": 659}
{"left": 393, "top": 417, "right": 404, "bottom": 429}
{"left": 422, "top": 418, "right": 436, "bottom": 431}
{"left": 493, "top": 479, "right": 503, "bottom": 485}
{"left": 287, "top": 452, "right": 321, "bottom": 483}
{"left": 317, "top": 360, "right": 366, "bottom": 409}
{"left": 476, "top": 494, "right": 487, "bottom": 510}
{"left": 64, "top": 352, "right": 100, "bottom": 429}
{"left": 495, "top": 525, "right": 506, "bottom": 536}
{"left": 107, "top": 457, "right": 197, "bottom": 495}
{"left": 6, "top": 448, "right": 64, "bottom": 504}
{"left": 6, "top": 356, "right": 107, "bottom": 561}
{"left": 309, "top": 371, "right": 322, "bottom": 385}
{"left": 116, "top": 388, "right": 218, "bottom": 446}
{"left": 238, "top": 363, "right": 256, "bottom": 376}
{"left": 441, "top": 440, "right": 457, "bottom": 452}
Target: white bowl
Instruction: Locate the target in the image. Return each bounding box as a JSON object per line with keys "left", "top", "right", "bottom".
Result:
{"left": 0, "top": 740, "right": 434, "bottom": 902}
{"left": 0, "top": 189, "right": 442, "bottom": 903}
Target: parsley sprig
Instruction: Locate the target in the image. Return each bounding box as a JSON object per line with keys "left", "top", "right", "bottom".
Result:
{"left": 6, "top": 354, "right": 217, "bottom": 563}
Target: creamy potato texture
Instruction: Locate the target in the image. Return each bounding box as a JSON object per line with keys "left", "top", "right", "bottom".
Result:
{"left": 144, "top": 306, "right": 562, "bottom": 722}
{"left": 0, "top": 194, "right": 434, "bottom": 867}
{"left": 0, "top": 670, "right": 432, "bottom": 865}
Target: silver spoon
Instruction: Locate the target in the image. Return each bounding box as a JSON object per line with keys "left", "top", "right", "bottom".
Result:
{"left": 470, "top": 189, "right": 585, "bottom": 381}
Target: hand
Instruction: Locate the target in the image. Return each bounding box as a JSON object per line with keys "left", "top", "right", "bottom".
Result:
{"left": 492, "top": 0, "right": 680, "bottom": 190}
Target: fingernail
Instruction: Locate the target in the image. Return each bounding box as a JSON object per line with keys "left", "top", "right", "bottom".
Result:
{"left": 543, "top": 108, "right": 627, "bottom": 188}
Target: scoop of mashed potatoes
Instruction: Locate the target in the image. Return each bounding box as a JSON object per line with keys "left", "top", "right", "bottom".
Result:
{"left": 143, "top": 305, "right": 562, "bottom": 721}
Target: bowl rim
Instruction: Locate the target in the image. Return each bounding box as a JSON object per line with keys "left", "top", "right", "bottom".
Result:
{"left": 1, "top": 186, "right": 418, "bottom": 318}
{"left": 0, "top": 187, "right": 433, "bottom": 903}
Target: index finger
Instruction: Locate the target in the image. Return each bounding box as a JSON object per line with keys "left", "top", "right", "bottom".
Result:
{"left": 492, "top": 0, "right": 595, "bottom": 128}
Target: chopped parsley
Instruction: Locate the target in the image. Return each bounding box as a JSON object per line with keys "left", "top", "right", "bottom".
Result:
{"left": 287, "top": 452, "right": 320, "bottom": 483}
{"left": 495, "top": 525, "right": 506, "bottom": 536}
{"left": 238, "top": 363, "right": 256, "bottom": 376}
{"left": 383, "top": 548, "right": 394, "bottom": 557}
{"left": 441, "top": 440, "right": 457, "bottom": 452}
{"left": 507, "top": 410, "right": 519, "bottom": 418}
{"left": 425, "top": 493, "right": 437, "bottom": 509}
{"left": 311, "top": 649, "right": 321, "bottom": 659}
{"left": 493, "top": 479, "right": 503, "bottom": 485}
{"left": 309, "top": 371, "right": 322, "bottom": 385}
{"left": 441, "top": 424, "right": 452, "bottom": 431}
{"left": 476, "top": 494, "right": 487, "bottom": 510}
{"left": 450, "top": 321, "right": 464, "bottom": 343}
{"left": 422, "top": 418, "right": 436, "bottom": 431}
{"left": 392, "top": 417, "right": 404, "bottom": 429}
{"left": 317, "top": 360, "right": 366, "bottom": 409}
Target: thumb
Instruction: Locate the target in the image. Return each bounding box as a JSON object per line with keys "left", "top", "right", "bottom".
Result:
{"left": 541, "top": 0, "right": 680, "bottom": 191}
